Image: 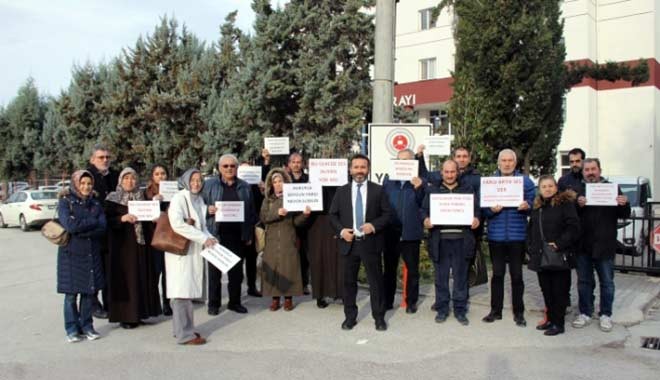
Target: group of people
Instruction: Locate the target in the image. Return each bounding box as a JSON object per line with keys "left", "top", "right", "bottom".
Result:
{"left": 55, "top": 143, "right": 629, "bottom": 345}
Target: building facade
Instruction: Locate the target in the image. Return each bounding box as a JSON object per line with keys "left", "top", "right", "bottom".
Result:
{"left": 393, "top": 0, "right": 660, "bottom": 193}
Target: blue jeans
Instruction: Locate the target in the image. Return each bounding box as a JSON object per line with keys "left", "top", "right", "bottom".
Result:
{"left": 576, "top": 255, "right": 615, "bottom": 317}
{"left": 431, "top": 238, "right": 469, "bottom": 316}
{"left": 64, "top": 293, "right": 94, "bottom": 335}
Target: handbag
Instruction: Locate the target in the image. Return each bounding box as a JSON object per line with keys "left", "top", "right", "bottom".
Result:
{"left": 151, "top": 196, "right": 195, "bottom": 256}
{"left": 255, "top": 222, "right": 266, "bottom": 253}
{"left": 41, "top": 199, "right": 72, "bottom": 246}
{"left": 538, "top": 208, "right": 570, "bottom": 271}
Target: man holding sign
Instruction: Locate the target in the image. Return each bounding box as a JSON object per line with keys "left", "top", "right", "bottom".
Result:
{"left": 202, "top": 154, "right": 257, "bottom": 315}
{"left": 422, "top": 160, "right": 480, "bottom": 325}
{"left": 572, "top": 158, "right": 630, "bottom": 332}
{"left": 481, "top": 149, "right": 535, "bottom": 327}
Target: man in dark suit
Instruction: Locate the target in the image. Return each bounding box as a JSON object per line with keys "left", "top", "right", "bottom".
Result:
{"left": 329, "top": 154, "right": 391, "bottom": 331}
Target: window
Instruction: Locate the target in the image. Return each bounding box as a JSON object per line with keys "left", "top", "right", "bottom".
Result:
{"left": 420, "top": 8, "right": 436, "bottom": 30}
{"left": 559, "top": 151, "right": 570, "bottom": 176}
{"left": 420, "top": 58, "right": 436, "bottom": 80}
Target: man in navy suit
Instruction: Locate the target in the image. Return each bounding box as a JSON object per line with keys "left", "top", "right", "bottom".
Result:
{"left": 329, "top": 154, "right": 392, "bottom": 331}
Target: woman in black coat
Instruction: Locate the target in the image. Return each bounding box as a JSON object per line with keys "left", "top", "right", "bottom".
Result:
{"left": 527, "top": 175, "right": 580, "bottom": 336}
{"left": 57, "top": 170, "right": 107, "bottom": 343}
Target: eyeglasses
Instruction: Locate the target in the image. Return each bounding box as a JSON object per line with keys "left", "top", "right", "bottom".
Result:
{"left": 97, "top": 155, "right": 111, "bottom": 160}
{"left": 221, "top": 164, "right": 237, "bottom": 169}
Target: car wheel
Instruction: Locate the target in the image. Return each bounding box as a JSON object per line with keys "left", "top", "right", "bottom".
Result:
{"left": 0, "top": 213, "right": 6, "bottom": 228}
{"left": 19, "top": 214, "right": 29, "bottom": 231}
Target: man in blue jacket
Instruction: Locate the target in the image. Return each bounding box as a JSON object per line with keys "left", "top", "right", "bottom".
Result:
{"left": 481, "top": 149, "right": 535, "bottom": 327}
{"left": 382, "top": 149, "right": 426, "bottom": 313}
{"left": 203, "top": 154, "right": 257, "bottom": 315}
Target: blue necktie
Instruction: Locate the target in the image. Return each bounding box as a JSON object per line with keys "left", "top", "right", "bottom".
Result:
{"left": 355, "top": 183, "right": 364, "bottom": 230}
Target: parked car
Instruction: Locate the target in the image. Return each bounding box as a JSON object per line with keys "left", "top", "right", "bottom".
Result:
{"left": 608, "top": 176, "right": 653, "bottom": 256}
{"left": 0, "top": 190, "right": 59, "bottom": 231}
{"left": 38, "top": 185, "right": 60, "bottom": 191}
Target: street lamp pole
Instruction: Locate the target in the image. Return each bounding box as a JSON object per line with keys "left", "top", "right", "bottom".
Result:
{"left": 372, "top": 0, "right": 396, "bottom": 124}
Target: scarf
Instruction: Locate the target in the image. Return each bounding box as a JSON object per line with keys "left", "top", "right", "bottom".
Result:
{"left": 106, "top": 167, "right": 145, "bottom": 245}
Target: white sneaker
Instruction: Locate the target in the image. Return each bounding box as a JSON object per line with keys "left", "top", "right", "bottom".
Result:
{"left": 572, "top": 314, "right": 592, "bottom": 328}
{"left": 84, "top": 330, "right": 101, "bottom": 341}
{"left": 66, "top": 333, "right": 83, "bottom": 343}
{"left": 599, "top": 315, "right": 613, "bottom": 332}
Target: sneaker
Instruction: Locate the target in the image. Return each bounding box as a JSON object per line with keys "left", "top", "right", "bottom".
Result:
{"left": 66, "top": 333, "right": 83, "bottom": 343}
{"left": 599, "top": 315, "right": 613, "bottom": 332}
{"left": 84, "top": 330, "right": 101, "bottom": 341}
{"left": 572, "top": 314, "right": 592, "bottom": 328}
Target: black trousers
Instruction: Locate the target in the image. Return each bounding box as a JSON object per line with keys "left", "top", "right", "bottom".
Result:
{"left": 538, "top": 270, "right": 571, "bottom": 328}
{"left": 244, "top": 241, "right": 258, "bottom": 290}
{"left": 488, "top": 241, "right": 525, "bottom": 315}
{"left": 383, "top": 229, "right": 420, "bottom": 307}
{"left": 153, "top": 251, "right": 169, "bottom": 304}
{"left": 208, "top": 238, "right": 244, "bottom": 308}
{"left": 342, "top": 240, "right": 385, "bottom": 321}
{"left": 298, "top": 234, "right": 310, "bottom": 288}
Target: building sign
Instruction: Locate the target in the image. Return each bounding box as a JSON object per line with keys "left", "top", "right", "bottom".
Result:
{"left": 393, "top": 94, "right": 417, "bottom": 107}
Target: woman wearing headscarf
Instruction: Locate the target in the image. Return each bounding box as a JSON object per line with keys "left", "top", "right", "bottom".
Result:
{"left": 167, "top": 168, "right": 217, "bottom": 345}
{"left": 260, "top": 168, "right": 310, "bottom": 311}
{"left": 105, "top": 167, "right": 162, "bottom": 328}
{"left": 57, "top": 170, "right": 107, "bottom": 342}
{"left": 143, "top": 164, "right": 172, "bottom": 316}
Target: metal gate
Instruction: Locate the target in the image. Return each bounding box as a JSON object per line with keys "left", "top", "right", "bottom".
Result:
{"left": 614, "top": 201, "right": 660, "bottom": 275}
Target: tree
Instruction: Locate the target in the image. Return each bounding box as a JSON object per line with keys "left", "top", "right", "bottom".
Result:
{"left": 435, "top": 0, "right": 649, "bottom": 175}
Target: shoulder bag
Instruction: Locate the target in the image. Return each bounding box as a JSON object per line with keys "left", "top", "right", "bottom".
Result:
{"left": 41, "top": 199, "right": 72, "bottom": 246}
{"left": 538, "top": 208, "right": 570, "bottom": 271}
{"left": 151, "top": 196, "right": 195, "bottom": 255}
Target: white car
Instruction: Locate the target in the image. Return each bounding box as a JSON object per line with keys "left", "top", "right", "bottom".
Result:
{"left": 0, "top": 190, "right": 59, "bottom": 231}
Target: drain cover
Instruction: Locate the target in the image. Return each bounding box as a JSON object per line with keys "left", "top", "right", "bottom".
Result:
{"left": 641, "top": 337, "right": 660, "bottom": 350}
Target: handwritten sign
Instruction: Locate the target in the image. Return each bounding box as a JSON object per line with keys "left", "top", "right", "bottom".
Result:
{"left": 430, "top": 194, "right": 474, "bottom": 225}
{"left": 388, "top": 160, "right": 419, "bottom": 182}
{"left": 158, "top": 181, "right": 179, "bottom": 202}
{"left": 480, "top": 176, "right": 524, "bottom": 208}
{"left": 264, "top": 137, "right": 290, "bottom": 155}
{"left": 215, "top": 201, "right": 245, "bottom": 222}
{"left": 283, "top": 183, "right": 323, "bottom": 212}
{"left": 424, "top": 136, "right": 451, "bottom": 156}
{"left": 128, "top": 200, "right": 161, "bottom": 221}
{"left": 237, "top": 166, "right": 262, "bottom": 185}
{"left": 308, "top": 159, "right": 348, "bottom": 186}
{"left": 201, "top": 244, "right": 241, "bottom": 273}
{"left": 586, "top": 183, "right": 618, "bottom": 206}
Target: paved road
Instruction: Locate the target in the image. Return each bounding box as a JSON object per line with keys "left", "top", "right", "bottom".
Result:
{"left": 0, "top": 228, "right": 659, "bottom": 380}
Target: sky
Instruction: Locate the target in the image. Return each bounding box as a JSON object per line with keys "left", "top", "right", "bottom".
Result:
{"left": 0, "top": 0, "right": 287, "bottom": 107}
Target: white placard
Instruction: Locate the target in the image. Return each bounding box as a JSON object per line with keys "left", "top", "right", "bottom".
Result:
{"left": 586, "top": 183, "right": 618, "bottom": 206}
{"left": 388, "top": 160, "right": 419, "bottom": 182}
{"left": 215, "top": 201, "right": 245, "bottom": 222}
{"left": 430, "top": 193, "right": 474, "bottom": 225}
{"left": 237, "top": 166, "right": 262, "bottom": 185}
{"left": 480, "top": 176, "right": 524, "bottom": 208}
{"left": 128, "top": 200, "right": 161, "bottom": 221}
{"left": 308, "top": 159, "right": 348, "bottom": 186}
{"left": 264, "top": 137, "right": 290, "bottom": 155}
{"left": 201, "top": 244, "right": 241, "bottom": 273}
{"left": 283, "top": 183, "right": 323, "bottom": 212}
{"left": 158, "top": 181, "right": 179, "bottom": 202}
{"left": 424, "top": 136, "right": 451, "bottom": 156}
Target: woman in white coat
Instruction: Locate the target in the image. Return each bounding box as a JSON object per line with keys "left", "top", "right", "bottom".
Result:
{"left": 167, "top": 168, "right": 217, "bottom": 345}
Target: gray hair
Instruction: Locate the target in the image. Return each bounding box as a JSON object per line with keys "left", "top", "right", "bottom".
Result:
{"left": 90, "top": 144, "right": 110, "bottom": 158}
{"left": 218, "top": 154, "right": 239, "bottom": 166}
{"left": 497, "top": 149, "right": 517, "bottom": 162}
{"left": 396, "top": 148, "right": 415, "bottom": 159}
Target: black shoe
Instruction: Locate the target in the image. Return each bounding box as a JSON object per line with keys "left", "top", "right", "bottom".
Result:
{"left": 455, "top": 314, "right": 469, "bottom": 326}
{"left": 120, "top": 322, "right": 138, "bottom": 329}
{"left": 162, "top": 302, "right": 172, "bottom": 317}
{"left": 514, "top": 314, "right": 527, "bottom": 327}
{"left": 544, "top": 325, "right": 565, "bottom": 336}
{"left": 482, "top": 312, "right": 502, "bottom": 323}
{"left": 247, "top": 288, "right": 262, "bottom": 297}
{"left": 406, "top": 304, "right": 418, "bottom": 314}
{"left": 207, "top": 306, "right": 220, "bottom": 316}
{"left": 435, "top": 312, "right": 448, "bottom": 323}
{"left": 341, "top": 319, "right": 357, "bottom": 330}
{"left": 92, "top": 309, "right": 108, "bottom": 319}
{"left": 227, "top": 304, "right": 248, "bottom": 314}
{"left": 375, "top": 318, "right": 387, "bottom": 331}
{"left": 316, "top": 298, "right": 329, "bottom": 309}
{"left": 303, "top": 286, "right": 311, "bottom": 295}
{"left": 536, "top": 321, "right": 552, "bottom": 331}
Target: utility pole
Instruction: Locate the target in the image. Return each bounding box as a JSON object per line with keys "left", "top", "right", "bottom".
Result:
{"left": 371, "top": 0, "right": 396, "bottom": 124}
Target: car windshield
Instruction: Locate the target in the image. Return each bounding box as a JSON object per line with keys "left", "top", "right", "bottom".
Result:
{"left": 31, "top": 192, "right": 58, "bottom": 200}
{"left": 618, "top": 185, "right": 638, "bottom": 207}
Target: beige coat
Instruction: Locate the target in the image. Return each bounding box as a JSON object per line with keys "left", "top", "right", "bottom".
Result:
{"left": 166, "top": 190, "right": 212, "bottom": 299}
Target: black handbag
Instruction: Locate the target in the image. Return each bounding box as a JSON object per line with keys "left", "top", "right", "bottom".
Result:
{"left": 538, "top": 208, "right": 570, "bottom": 271}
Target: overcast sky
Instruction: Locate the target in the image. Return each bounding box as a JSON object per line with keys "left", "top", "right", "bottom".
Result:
{"left": 0, "top": 0, "right": 288, "bottom": 107}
